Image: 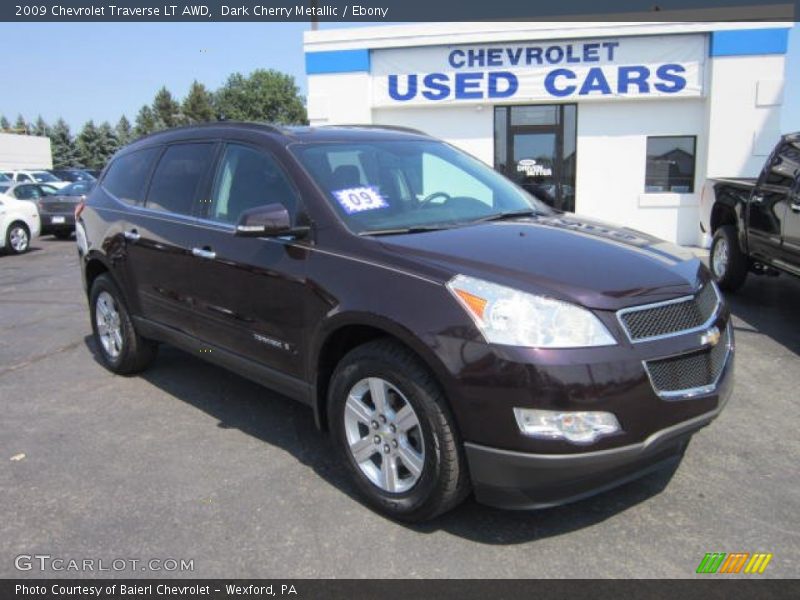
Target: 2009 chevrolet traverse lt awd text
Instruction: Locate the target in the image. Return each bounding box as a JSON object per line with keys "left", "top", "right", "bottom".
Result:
{"left": 77, "top": 123, "right": 733, "bottom": 521}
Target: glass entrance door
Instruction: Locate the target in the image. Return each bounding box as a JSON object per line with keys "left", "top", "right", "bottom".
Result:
{"left": 494, "top": 104, "right": 577, "bottom": 212}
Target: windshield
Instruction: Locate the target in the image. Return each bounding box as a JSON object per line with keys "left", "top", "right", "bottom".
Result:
{"left": 32, "top": 171, "right": 60, "bottom": 183}
{"left": 292, "top": 140, "right": 549, "bottom": 234}
{"left": 0, "top": 173, "right": 9, "bottom": 182}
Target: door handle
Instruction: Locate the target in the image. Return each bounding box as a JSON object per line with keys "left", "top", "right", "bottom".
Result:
{"left": 751, "top": 194, "right": 764, "bottom": 205}
{"left": 123, "top": 229, "right": 140, "bottom": 242}
{"left": 191, "top": 247, "right": 216, "bottom": 260}
{"left": 791, "top": 202, "right": 800, "bottom": 213}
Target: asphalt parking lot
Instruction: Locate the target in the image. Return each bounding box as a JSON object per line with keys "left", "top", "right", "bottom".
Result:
{"left": 2, "top": 237, "right": 799, "bottom": 579}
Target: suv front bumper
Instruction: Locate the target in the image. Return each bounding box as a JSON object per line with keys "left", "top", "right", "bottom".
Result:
{"left": 465, "top": 354, "right": 733, "bottom": 510}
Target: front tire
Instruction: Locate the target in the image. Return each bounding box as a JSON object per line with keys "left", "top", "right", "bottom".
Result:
{"left": 89, "top": 274, "right": 157, "bottom": 374}
{"left": 710, "top": 225, "right": 747, "bottom": 292}
{"left": 6, "top": 222, "right": 30, "bottom": 254}
{"left": 328, "top": 339, "right": 469, "bottom": 522}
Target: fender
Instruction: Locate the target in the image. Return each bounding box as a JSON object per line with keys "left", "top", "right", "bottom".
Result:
{"left": 711, "top": 181, "right": 751, "bottom": 255}
{"left": 308, "top": 310, "right": 458, "bottom": 430}
{"left": 81, "top": 248, "right": 142, "bottom": 315}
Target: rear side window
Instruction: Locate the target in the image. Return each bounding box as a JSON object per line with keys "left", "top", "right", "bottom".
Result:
{"left": 14, "top": 185, "right": 41, "bottom": 200}
{"left": 103, "top": 147, "right": 160, "bottom": 205}
{"left": 146, "top": 143, "right": 215, "bottom": 216}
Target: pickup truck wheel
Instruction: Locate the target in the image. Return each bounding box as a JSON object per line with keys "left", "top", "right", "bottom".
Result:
{"left": 710, "top": 225, "right": 747, "bottom": 292}
{"left": 329, "top": 339, "right": 470, "bottom": 522}
{"left": 89, "top": 274, "right": 157, "bottom": 375}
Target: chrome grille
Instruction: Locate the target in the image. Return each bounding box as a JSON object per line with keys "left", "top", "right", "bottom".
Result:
{"left": 644, "top": 326, "right": 730, "bottom": 397}
{"left": 618, "top": 283, "right": 719, "bottom": 342}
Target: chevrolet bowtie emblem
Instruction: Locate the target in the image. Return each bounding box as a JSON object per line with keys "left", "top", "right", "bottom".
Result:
{"left": 701, "top": 326, "right": 721, "bottom": 347}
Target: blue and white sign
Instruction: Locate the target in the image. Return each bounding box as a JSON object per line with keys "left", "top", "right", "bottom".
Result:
{"left": 372, "top": 34, "right": 705, "bottom": 106}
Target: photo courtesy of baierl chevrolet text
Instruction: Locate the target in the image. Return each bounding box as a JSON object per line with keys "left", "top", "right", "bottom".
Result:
{"left": 1, "top": 0, "right": 798, "bottom": 598}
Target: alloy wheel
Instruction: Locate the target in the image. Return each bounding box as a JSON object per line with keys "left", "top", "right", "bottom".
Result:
{"left": 343, "top": 377, "right": 425, "bottom": 494}
{"left": 712, "top": 237, "right": 729, "bottom": 278}
{"left": 95, "top": 291, "right": 123, "bottom": 359}
{"left": 9, "top": 226, "right": 29, "bottom": 253}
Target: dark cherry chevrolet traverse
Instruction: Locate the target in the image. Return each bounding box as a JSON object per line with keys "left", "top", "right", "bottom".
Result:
{"left": 77, "top": 123, "right": 733, "bottom": 521}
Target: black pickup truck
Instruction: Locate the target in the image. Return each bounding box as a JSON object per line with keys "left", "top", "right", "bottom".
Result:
{"left": 701, "top": 132, "right": 800, "bottom": 291}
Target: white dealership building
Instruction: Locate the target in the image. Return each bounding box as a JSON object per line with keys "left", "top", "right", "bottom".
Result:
{"left": 303, "top": 22, "right": 790, "bottom": 245}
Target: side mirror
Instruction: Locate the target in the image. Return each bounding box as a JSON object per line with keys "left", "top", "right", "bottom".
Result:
{"left": 234, "top": 203, "right": 309, "bottom": 238}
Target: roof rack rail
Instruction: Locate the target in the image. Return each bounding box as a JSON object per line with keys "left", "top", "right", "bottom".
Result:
{"left": 320, "top": 124, "right": 427, "bottom": 135}
{"left": 132, "top": 120, "right": 290, "bottom": 142}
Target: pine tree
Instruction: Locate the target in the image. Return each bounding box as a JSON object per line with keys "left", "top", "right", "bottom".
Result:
{"left": 14, "top": 114, "right": 28, "bottom": 134}
{"left": 152, "top": 87, "right": 181, "bottom": 129}
{"left": 1, "top": 115, "right": 11, "bottom": 131}
{"left": 32, "top": 115, "right": 49, "bottom": 137}
{"left": 50, "top": 119, "right": 77, "bottom": 169}
{"left": 182, "top": 81, "right": 215, "bottom": 124}
{"left": 96, "top": 121, "right": 119, "bottom": 168}
{"left": 115, "top": 115, "right": 133, "bottom": 146}
{"left": 75, "top": 121, "right": 101, "bottom": 169}
{"left": 134, "top": 105, "right": 157, "bottom": 136}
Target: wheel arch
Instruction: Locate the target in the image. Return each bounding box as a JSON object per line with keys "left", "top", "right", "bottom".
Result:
{"left": 83, "top": 252, "right": 113, "bottom": 296}
{"left": 310, "top": 313, "right": 454, "bottom": 433}
{"left": 710, "top": 201, "right": 737, "bottom": 233}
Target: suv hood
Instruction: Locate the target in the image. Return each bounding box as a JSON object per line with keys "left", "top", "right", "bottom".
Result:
{"left": 377, "top": 214, "right": 707, "bottom": 311}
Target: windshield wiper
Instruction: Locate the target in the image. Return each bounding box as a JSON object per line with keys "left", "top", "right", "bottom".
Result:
{"left": 359, "top": 225, "right": 452, "bottom": 236}
{"left": 474, "top": 209, "right": 539, "bottom": 223}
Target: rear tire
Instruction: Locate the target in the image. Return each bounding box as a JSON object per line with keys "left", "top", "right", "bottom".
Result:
{"left": 89, "top": 274, "right": 157, "bottom": 375}
{"left": 710, "top": 225, "right": 747, "bottom": 292}
{"left": 328, "top": 339, "right": 470, "bottom": 522}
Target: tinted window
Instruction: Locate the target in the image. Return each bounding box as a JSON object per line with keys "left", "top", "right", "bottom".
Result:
{"left": 763, "top": 141, "right": 800, "bottom": 188}
{"left": 17, "top": 173, "right": 32, "bottom": 182}
{"left": 14, "top": 185, "right": 41, "bottom": 200}
{"left": 208, "top": 144, "right": 297, "bottom": 224}
{"left": 103, "top": 147, "right": 160, "bottom": 205}
{"left": 147, "top": 143, "right": 215, "bottom": 215}
{"left": 62, "top": 181, "right": 93, "bottom": 196}
{"left": 40, "top": 185, "right": 59, "bottom": 196}
{"left": 32, "top": 171, "right": 59, "bottom": 183}
{"left": 645, "top": 136, "right": 696, "bottom": 193}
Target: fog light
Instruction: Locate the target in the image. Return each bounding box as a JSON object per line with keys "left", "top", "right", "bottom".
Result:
{"left": 513, "top": 408, "right": 621, "bottom": 444}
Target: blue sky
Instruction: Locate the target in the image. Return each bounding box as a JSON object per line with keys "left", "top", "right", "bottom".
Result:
{"left": 2, "top": 22, "right": 799, "bottom": 132}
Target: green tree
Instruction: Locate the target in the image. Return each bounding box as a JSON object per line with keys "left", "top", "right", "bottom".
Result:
{"left": 32, "top": 115, "right": 49, "bottom": 137}
{"left": 213, "top": 70, "right": 307, "bottom": 124}
{"left": 115, "top": 115, "right": 133, "bottom": 146}
{"left": 96, "top": 121, "right": 119, "bottom": 168}
{"left": 50, "top": 119, "right": 77, "bottom": 168}
{"left": 0, "top": 115, "right": 9, "bottom": 130}
{"left": 75, "top": 121, "right": 101, "bottom": 168}
{"left": 134, "top": 105, "right": 157, "bottom": 136}
{"left": 182, "top": 80, "right": 215, "bottom": 124}
{"left": 152, "top": 86, "right": 181, "bottom": 128}
{"left": 14, "top": 114, "right": 29, "bottom": 134}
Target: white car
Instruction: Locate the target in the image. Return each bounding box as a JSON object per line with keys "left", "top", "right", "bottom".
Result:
{"left": 1, "top": 170, "right": 69, "bottom": 189}
{"left": 0, "top": 189, "right": 40, "bottom": 254}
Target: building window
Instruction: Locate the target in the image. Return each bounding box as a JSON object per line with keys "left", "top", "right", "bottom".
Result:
{"left": 645, "top": 136, "right": 696, "bottom": 193}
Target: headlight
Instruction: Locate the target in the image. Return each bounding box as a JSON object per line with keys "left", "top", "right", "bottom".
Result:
{"left": 514, "top": 408, "right": 621, "bottom": 444}
{"left": 446, "top": 274, "right": 615, "bottom": 348}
